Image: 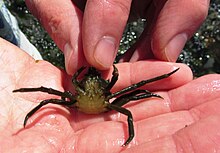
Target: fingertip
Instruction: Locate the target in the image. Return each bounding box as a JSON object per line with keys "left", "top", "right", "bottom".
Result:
{"left": 164, "top": 33, "right": 188, "bottom": 62}
{"left": 64, "top": 43, "right": 88, "bottom": 75}
{"left": 82, "top": 0, "right": 132, "bottom": 70}
{"left": 152, "top": 33, "right": 188, "bottom": 62}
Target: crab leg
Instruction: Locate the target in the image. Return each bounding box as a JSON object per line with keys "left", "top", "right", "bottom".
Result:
{"left": 23, "top": 99, "right": 76, "bottom": 127}
{"left": 72, "top": 66, "right": 86, "bottom": 86}
{"left": 13, "top": 86, "right": 75, "bottom": 101}
{"left": 106, "top": 65, "right": 119, "bottom": 91}
{"left": 107, "top": 104, "right": 134, "bottom": 146}
{"left": 109, "top": 68, "right": 179, "bottom": 98}
{"left": 110, "top": 89, "right": 162, "bottom": 107}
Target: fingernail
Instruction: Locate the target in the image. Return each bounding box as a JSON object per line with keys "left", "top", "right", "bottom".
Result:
{"left": 165, "top": 33, "right": 188, "bottom": 62}
{"left": 94, "top": 36, "right": 117, "bottom": 69}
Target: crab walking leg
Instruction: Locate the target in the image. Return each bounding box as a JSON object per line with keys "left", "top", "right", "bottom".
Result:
{"left": 72, "top": 66, "right": 86, "bottom": 86}
{"left": 23, "top": 99, "right": 76, "bottom": 127}
{"left": 13, "top": 86, "right": 75, "bottom": 100}
{"left": 106, "top": 65, "right": 119, "bottom": 91}
{"left": 107, "top": 104, "right": 134, "bottom": 146}
{"left": 110, "top": 89, "right": 163, "bottom": 107}
{"left": 109, "top": 68, "right": 180, "bottom": 99}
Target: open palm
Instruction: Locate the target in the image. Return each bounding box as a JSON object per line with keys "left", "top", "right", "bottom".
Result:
{"left": 0, "top": 38, "right": 219, "bottom": 153}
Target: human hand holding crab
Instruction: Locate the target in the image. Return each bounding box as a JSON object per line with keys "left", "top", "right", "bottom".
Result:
{"left": 25, "top": 0, "right": 210, "bottom": 74}
{"left": 1, "top": 39, "right": 220, "bottom": 152}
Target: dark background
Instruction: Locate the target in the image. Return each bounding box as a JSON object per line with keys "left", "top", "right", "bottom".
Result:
{"left": 5, "top": 0, "right": 220, "bottom": 77}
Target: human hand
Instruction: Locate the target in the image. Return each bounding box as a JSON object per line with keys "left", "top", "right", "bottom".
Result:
{"left": 25, "top": 0, "right": 210, "bottom": 74}
{"left": 1, "top": 38, "right": 219, "bottom": 152}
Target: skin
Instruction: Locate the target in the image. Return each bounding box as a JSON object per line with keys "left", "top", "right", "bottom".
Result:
{"left": 25, "top": 0, "right": 210, "bottom": 74}
{"left": 1, "top": 39, "right": 220, "bottom": 152}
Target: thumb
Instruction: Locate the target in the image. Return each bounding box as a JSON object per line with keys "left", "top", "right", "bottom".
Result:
{"left": 151, "top": 0, "right": 210, "bottom": 62}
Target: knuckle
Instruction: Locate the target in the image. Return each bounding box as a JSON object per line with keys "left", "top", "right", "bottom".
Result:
{"left": 110, "top": 0, "right": 131, "bottom": 14}
{"left": 196, "top": 0, "right": 209, "bottom": 21}
{"left": 103, "top": 0, "right": 131, "bottom": 19}
{"left": 186, "top": 0, "right": 209, "bottom": 23}
{"left": 47, "top": 14, "right": 62, "bottom": 34}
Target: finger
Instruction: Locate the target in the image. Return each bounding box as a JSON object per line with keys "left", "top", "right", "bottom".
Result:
{"left": 169, "top": 74, "right": 220, "bottom": 111}
{"left": 104, "top": 61, "right": 193, "bottom": 92}
{"left": 82, "top": 0, "right": 132, "bottom": 70}
{"left": 126, "top": 74, "right": 220, "bottom": 122}
{"left": 151, "top": 0, "right": 210, "bottom": 62}
{"left": 25, "top": 0, "right": 87, "bottom": 74}
{"left": 92, "top": 74, "right": 220, "bottom": 124}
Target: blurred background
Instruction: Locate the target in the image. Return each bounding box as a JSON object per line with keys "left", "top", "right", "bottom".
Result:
{"left": 4, "top": 0, "right": 220, "bottom": 77}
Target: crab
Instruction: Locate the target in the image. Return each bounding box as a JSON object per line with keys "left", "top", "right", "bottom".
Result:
{"left": 13, "top": 65, "right": 179, "bottom": 146}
